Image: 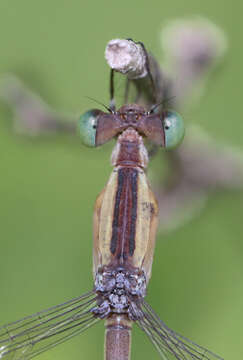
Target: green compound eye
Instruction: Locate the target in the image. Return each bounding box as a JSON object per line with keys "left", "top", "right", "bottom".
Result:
{"left": 78, "top": 109, "right": 100, "bottom": 147}
{"left": 163, "top": 111, "right": 185, "bottom": 149}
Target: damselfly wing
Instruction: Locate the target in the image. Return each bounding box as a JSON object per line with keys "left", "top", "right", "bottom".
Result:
{"left": 0, "top": 291, "right": 223, "bottom": 360}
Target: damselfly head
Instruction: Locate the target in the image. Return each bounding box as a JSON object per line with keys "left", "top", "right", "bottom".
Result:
{"left": 78, "top": 104, "right": 185, "bottom": 149}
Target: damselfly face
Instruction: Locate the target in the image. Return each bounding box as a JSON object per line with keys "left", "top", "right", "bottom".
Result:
{"left": 78, "top": 104, "right": 184, "bottom": 149}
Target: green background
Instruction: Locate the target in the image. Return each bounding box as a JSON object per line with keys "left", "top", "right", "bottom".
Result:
{"left": 0, "top": 1, "right": 242, "bottom": 359}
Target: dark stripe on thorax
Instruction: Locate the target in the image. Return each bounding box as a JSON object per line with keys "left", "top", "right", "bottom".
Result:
{"left": 129, "top": 170, "right": 137, "bottom": 255}
{"left": 110, "top": 167, "right": 138, "bottom": 262}
{"left": 110, "top": 169, "right": 125, "bottom": 254}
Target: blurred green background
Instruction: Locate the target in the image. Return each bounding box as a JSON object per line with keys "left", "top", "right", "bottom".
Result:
{"left": 0, "top": 0, "right": 242, "bottom": 359}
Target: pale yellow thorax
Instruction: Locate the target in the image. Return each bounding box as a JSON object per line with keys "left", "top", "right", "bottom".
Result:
{"left": 133, "top": 169, "right": 158, "bottom": 281}
{"left": 93, "top": 165, "right": 158, "bottom": 283}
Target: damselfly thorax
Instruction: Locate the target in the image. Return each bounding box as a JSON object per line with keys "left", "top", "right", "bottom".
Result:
{"left": 93, "top": 124, "right": 158, "bottom": 307}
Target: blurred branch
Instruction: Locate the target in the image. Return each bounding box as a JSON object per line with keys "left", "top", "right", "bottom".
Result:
{"left": 156, "top": 125, "right": 243, "bottom": 231}
{"left": 0, "top": 74, "right": 76, "bottom": 136}
{"left": 160, "top": 17, "right": 227, "bottom": 108}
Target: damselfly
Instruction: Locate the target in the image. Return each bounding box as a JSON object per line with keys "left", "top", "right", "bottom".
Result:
{"left": 0, "top": 39, "right": 223, "bottom": 360}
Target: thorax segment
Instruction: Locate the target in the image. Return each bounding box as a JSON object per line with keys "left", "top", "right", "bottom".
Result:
{"left": 93, "top": 128, "right": 158, "bottom": 283}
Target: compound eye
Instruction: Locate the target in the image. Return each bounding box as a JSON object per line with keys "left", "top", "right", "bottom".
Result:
{"left": 78, "top": 109, "right": 101, "bottom": 147}
{"left": 163, "top": 111, "right": 185, "bottom": 149}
